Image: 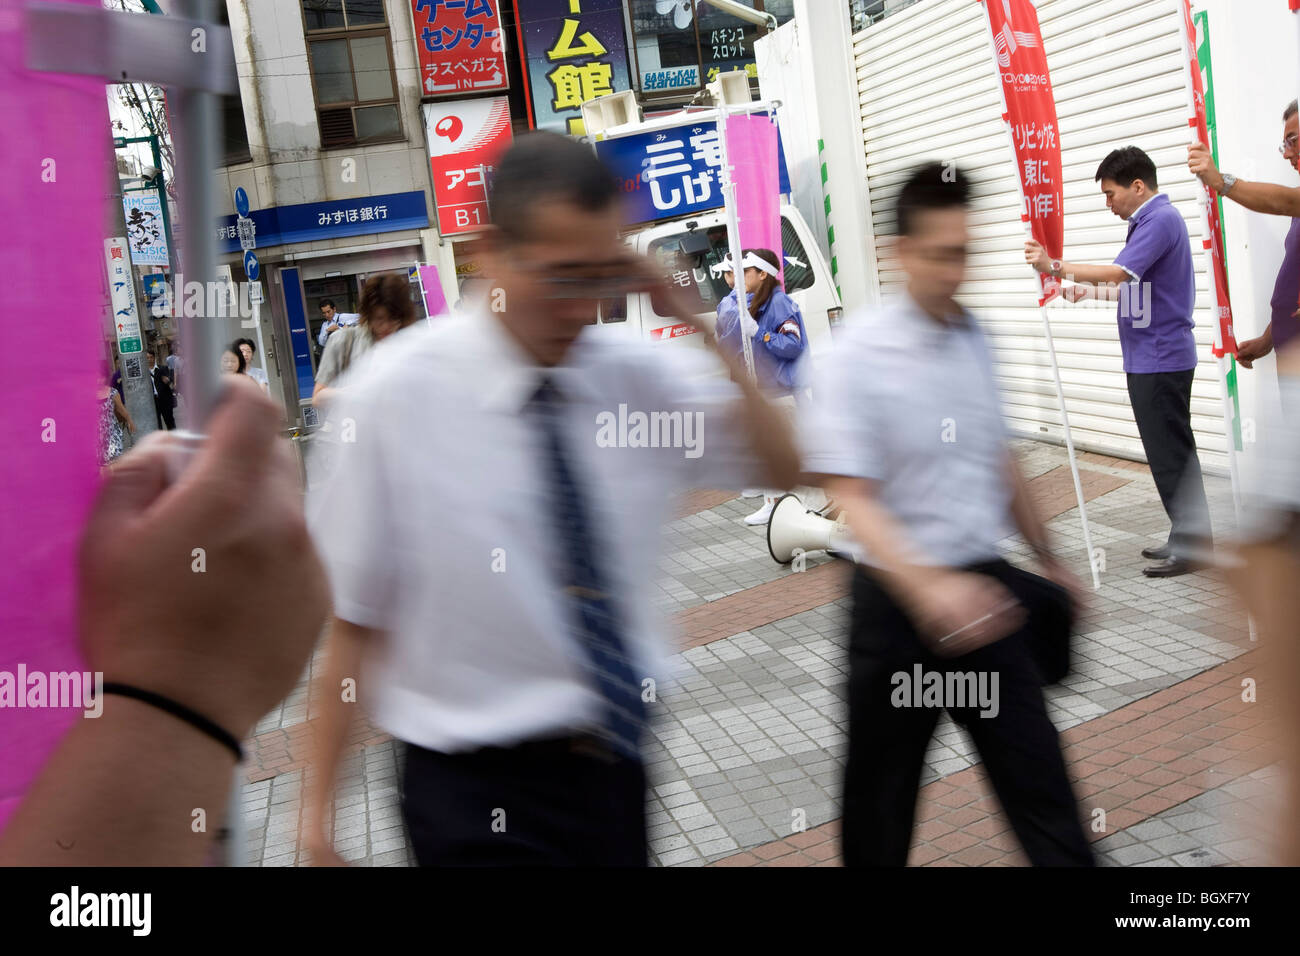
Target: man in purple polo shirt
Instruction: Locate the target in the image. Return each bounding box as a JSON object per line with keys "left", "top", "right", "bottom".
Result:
{"left": 1026, "top": 146, "right": 1212, "bottom": 578}
{"left": 1189, "top": 99, "right": 1300, "bottom": 364}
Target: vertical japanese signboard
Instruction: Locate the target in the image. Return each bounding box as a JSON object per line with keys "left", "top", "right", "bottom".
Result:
{"left": 423, "top": 96, "right": 513, "bottom": 235}
{"left": 411, "top": 0, "right": 509, "bottom": 95}
{"left": 983, "top": 0, "right": 1063, "bottom": 306}
{"left": 517, "top": 0, "right": 632, "bottom": 135}
{"left": 104, "top": 237, "right": 143, "bottom": 355}
{"left": 122, "top": 192, "right": 170, "bottom": 267}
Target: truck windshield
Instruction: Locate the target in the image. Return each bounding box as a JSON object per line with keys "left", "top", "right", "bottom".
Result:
{"left": 645, "top": 216, "right": 816, "bottom": 317}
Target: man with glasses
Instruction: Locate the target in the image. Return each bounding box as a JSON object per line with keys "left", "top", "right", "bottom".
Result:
{"left": 304, "top": 133, "right": 799, "bottom": 866}
{"left": 1189, "top": 100, "right": 1300, "bottom": 365}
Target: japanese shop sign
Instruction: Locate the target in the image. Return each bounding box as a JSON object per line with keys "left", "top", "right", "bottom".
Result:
{"left": 643, "top": 66, "right": 699, "bottom": 92}
{"left": 104, "top": 238, "right": 143, "bottom": 355}
{"left": 517, "top": 0, "right": 632, "bottom": 135}
{"left": 411, "top": 0, "right": 509, "bottom": 96}
{"left": 422, "top": 96, "right": 513, "bottom": 236}
{"left": 594, "top": 118, "right": 792, "bottom": 225}
{"left": 213, "top": 191, "right": 429, "bottom": 253}
{"left": 122, "top": 192, "right": 169, "bottom": 267}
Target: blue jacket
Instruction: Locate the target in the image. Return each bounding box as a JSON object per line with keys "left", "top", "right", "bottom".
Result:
{"left": 717, "top": 288, "right": 807, "bottom": 393}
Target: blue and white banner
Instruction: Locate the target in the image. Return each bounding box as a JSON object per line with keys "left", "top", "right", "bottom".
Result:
{"left": 595, "top": 118, "right": 791, "bottom": 224}
{"left": 214, "top": 191, "right": 429, "bottom": 254}
{"left": 642, "top": 65, "right": 699, "bottom": 91}
{"left": 123, "top": 192, "right": 169, "bottom": 266}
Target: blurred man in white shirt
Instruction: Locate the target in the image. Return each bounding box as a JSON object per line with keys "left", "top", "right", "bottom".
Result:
{"left": 304, "top": 133, "right": 799, "bottom": 866}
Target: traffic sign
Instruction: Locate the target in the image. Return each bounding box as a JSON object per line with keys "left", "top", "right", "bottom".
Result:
{"left": 236, "top": 216, "right": 256, "bottom": 251}
{"left": 249, "top": 281, "right": 264, "bottom": 306}
{"left": 234, "top": 186, "right": 250, "bottom": 218}
{"left": 113, "top": 137, "right": 127, "bottom": 149}
{"left": 244, "top": 250, "right": 260, "bottom": 282}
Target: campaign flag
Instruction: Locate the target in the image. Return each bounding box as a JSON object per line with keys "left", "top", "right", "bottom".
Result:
{"left": 422, "top": 96, "right": 513, "bottom": 236}
{"left": 983, "top": 0, "right": 1064, "bottom": 306}
{"left": 1178, "top": 0, "right": 1238, "bottom": 357}
{"left": 726, "top": 113, "right": 783, "bottom": 285}
{"left": 417, "top": 264, "right": 449, "bottom": 318}
{"left": 411, "top": 0, "right": 509, "bottom": 96}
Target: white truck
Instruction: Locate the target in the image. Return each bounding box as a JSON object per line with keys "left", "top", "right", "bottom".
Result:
{"left": 588, "top": 107, "right": 842, "bottom": 362}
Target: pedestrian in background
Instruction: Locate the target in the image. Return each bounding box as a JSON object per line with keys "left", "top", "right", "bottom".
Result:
{"left": 311, "top": 274, "right": 417, "bottom": 410}
{"left": 237, "top": 337, "right": 269, "bottom": 392}
{"left": 97, "top": 363, "right": 134, "bottom": 468}
{"left": 1026, "top": 146, "right": 1212, "bottom": 577}
{"left": 219, "top": 343, "right": 246, "bottom": 377}
{"left": 804, "top": 162, "right": 1093, "bottom": 867}
{"left": 146, "top": 347, "right": 175, "bottom": 431}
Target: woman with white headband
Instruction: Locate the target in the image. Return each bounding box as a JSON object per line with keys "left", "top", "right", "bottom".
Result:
{"left": 716, "top": 247, "right": 809, "bottom": 525}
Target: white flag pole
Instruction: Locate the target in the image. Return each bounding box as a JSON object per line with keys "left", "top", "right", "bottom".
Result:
{"left": 1174, "top": 0, "right": 1245, "bottom": 529}
{"left": 981, "top": 7, "right": 1101, "bottom": 589}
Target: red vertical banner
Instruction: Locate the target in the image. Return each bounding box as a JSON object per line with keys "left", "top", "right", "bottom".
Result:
{"left": 1179, "top": 0, "right": 1238, "bottom": 356}
{"left": 983, "top": 0, "right": 1064, "bottom": 306}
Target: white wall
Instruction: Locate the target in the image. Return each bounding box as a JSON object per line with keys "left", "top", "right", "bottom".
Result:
{"left": 1196, "top": 0, "right": 1299, "bottom": 491}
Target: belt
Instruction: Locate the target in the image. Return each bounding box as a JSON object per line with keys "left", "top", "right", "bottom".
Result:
{"left": 509, "top": 732, "right": 627, "bottom": 765}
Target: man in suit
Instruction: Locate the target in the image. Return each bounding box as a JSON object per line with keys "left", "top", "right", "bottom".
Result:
{"left": 146, "top": 348, "right": 175, "bottom": 431}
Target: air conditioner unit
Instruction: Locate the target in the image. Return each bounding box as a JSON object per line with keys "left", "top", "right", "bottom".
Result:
{"left": 707, "top": 70, "right": 752, "bottom": 106}
{"left": 580, "top": 89, "right": 642, "bottom": 139}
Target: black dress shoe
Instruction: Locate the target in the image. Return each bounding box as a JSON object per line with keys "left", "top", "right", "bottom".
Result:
{"left": 1141, "top": 543, "right": 1170, "bottom": 561}
{"left": 1142, "top": 557, "right": 1200, "bottom": 578}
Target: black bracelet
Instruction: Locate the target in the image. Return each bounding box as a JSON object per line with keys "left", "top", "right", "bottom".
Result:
{"left": 101, "top": 683, "right": 244, "bottom": 762}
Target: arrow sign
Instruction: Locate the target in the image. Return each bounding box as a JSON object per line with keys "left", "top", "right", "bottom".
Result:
{"left": 244, "top": 250, "right": 259, "bottom": 282}
{"left": 234, "top": 186, "right": 250, "bottom": 218}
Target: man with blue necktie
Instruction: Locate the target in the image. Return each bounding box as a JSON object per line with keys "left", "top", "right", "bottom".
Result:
{"left": 304, "top": 133, "right": 800, "bottom": 866}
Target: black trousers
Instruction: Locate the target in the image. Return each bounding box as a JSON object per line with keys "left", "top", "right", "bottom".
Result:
{"left": 841, "top": 560, "right": 1094, "bottom": 867}
{"left": 155, "top": 399, "right": 175, "bottom": 431}
{"left": 401, "top": 737, "right": 648, "bottom": 866}
{"left": 1127, "top": 369, "right": 1212, "bottom": 555}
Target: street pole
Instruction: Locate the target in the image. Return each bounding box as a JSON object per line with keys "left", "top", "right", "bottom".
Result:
{"left": 107, "top": 125, "right": 159, "bottom": 445}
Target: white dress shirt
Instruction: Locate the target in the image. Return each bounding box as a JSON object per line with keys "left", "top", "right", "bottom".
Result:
{"left": 308, "top": 311, "right": 762, "bottom": 753}
{"left": 318, "top": 311, "right": 360, "bottom": 347}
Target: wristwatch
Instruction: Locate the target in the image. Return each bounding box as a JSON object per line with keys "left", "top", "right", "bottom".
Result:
{"left": 1050, "top": 259, "right": 1063, "bottom": 277}
{"left": 1218, "top": 173, "right": 1238, "bottom": 195}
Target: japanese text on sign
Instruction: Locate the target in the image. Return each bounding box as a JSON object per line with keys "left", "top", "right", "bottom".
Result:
{"left": 412, "top": 0, "right": 507, "bottom": 96}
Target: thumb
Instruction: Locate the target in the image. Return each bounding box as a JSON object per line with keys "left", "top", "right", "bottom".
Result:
{"left": 82, "top": 441, "right": 171, "bottom": 544}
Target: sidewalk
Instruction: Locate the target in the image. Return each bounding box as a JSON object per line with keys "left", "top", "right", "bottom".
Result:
{"left": 241, "top": 439, "right": 1276, "bottom": 867}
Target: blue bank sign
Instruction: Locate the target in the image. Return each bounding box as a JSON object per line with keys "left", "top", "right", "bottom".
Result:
{"left": 595, "top": 120, "right": 791, "bottom": 225}
{"left": 214, "top": 191, "right": 429, "bottom": 254}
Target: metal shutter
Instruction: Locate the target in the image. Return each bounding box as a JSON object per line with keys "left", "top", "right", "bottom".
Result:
{"left": 852, "top": 0, "right": 1228, "bottom": 472}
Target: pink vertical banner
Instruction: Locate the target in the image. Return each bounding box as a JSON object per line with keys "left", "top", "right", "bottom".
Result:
{"left": 418, "top": 264, "right": 448, "bottom": 319}
{"left": 725, "top": 113, "right": 784, "bottom": 285}
{"left": 0, "top": 0, "right": 106, "bottom": 830}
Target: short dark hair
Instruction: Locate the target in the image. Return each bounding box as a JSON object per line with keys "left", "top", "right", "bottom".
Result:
{"left": 358, "top": 273, "right": 417, "bottom": 328}
{"left": 236, "top": 337, "right": 256, "bottom": 355}
{"left": 1095, "top": 146, "right": 1158, "bottom": 191}
{"left": 1285, "top": 100, "right": 1298, "bottom": 122}
{"left": 489, "top": 131, "right": 621, "bottom": 242}
{"left": 319, "top": 298, "right": 336, "bottom": 311}
{"left": 896, "top": 162, "right": 971, "bottom": 236}
{"left": 146, "top": 348, "right": 155, "bottom": 358}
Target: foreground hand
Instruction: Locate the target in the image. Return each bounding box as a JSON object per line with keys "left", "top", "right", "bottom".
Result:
{"left": 1040, "top": 554, "right": 1088, "bottom": 614}
{"left": 78, "top": 381, "right": 329, "bottom": 741}
{"left": 1236, "top": 333, "right": 1273, "bottom": 370}
{"left": 907, "top": 570, "right": 1027, "bottom": 657}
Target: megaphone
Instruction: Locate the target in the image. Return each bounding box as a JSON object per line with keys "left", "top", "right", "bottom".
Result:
{"left": 766, "top": 493, "right": 854, "bottom": 565}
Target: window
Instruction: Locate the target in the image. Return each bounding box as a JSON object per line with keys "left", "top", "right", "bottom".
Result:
{"left": 849, "top": 0, "right": 922, "bottom": 32}
{"left": 301, "top": 1, "right": 402, "bottom": 148}
{"left": 630, "top": 2, "right": 795, "bottom": 98}
{"left": 218, "top": 5, "right": 251, "bottom": 165}
{"left": 645, "top": 217, "right": 814, "bottom": 317}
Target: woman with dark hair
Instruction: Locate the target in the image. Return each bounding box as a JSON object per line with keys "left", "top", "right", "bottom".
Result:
{"left": 219, "top": 343, "right": 247, "bottom": 376}
{"left": 97, "top": 362, "right": 135, "bottom": 468}
{"left": 236, "top": 337, "right": 269, "bottom": 392}
{"left": 718, "top": 247, "right": 809, "bottom": 525}
{"left": 312, "top": 273, "right": 418, "bottom": 409}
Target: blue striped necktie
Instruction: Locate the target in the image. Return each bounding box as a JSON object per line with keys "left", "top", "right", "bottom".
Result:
{"left": 528, "top": 375, "right": 646, "bottom": 760}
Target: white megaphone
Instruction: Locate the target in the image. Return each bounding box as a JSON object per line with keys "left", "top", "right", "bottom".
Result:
{"left": 766, "top": 493, "right": 854, "bottom": 565}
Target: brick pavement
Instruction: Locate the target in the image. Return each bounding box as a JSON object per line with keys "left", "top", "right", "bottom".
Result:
{"left": 246, "top": 439, "right": 1281, "bottom": 867}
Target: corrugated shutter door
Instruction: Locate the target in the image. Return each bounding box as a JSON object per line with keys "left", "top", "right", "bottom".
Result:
{"left": 852, "top": 0, "right": 1228, "bottom": 473}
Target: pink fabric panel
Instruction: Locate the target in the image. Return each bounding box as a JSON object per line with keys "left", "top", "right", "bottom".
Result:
{"left": 725, "top": 114, "right": 783, "bottom": 286}
{"left": 419, "top": 265, "right": 448, "bottom": 318}
{"left": 0, "top": 0, "right": 106, "bottom": 831}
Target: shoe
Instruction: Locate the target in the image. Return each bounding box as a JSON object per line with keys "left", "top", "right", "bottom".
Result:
{"left": 1142, "top": 557, "right": 1203, "bottom": 578}
{"left": 1141, "top": 543, "right": 1170, "bottom": 561}
{"left": 741, "top": 488, "right": 763, "bottom": 498}
{"left": 744, "top": 497, "right": 776, "bottom": 526}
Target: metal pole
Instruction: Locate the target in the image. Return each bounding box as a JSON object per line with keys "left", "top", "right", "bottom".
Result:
{"left": 715, "top": 105, "right": 757, "bottom": 384}
{"left": 980, "top": 9, "right": 1100, "bottom": 589}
